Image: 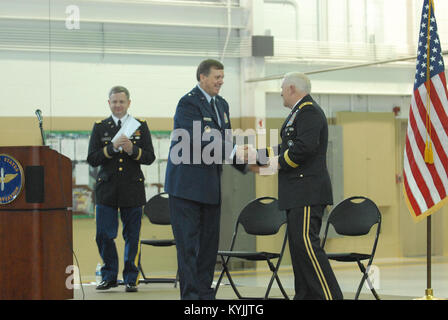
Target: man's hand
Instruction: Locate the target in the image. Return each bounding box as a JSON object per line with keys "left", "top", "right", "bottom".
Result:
{"left": 113, "top": 135, "right": 133, "bottom": 155}
{"left": 236, "top": 144, "right": 257, "bottom": 164}
{"left": 235, "top": 144, "right": 247, "bottom": 162}
{"left": 248, "top": 164, "right": 262, "bottom": 173}
{"left": 248, "top": 157, "right": 281, "bottom": 175}
{"left": 259, "top": 156, "right": 280, "bottom": 176}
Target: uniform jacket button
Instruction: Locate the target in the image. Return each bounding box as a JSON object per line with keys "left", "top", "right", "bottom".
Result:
{"left": 119, "top": 167, "right": 123, "bottom": 171}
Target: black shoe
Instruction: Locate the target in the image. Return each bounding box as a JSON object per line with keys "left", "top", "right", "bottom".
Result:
{"left": 125, "top": 283, "right": 138, "bottom": 292}
{"left": 96, "top": 280, "right": 118, "bottom": 290}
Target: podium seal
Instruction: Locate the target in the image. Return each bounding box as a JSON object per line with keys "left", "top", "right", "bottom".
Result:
{"left": 0, "top": 154, "right": 24, "bottom": 205}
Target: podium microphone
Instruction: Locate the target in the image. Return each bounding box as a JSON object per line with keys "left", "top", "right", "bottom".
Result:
{"left": 35, "top": 109, "right": 43, "bottom": 124}
{"left": 35, "top": 109, "right": 45, "bottom": 145}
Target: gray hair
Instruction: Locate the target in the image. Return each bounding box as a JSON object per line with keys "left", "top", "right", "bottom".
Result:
{"left": 283, "top": 72, "right": 311, "bottom": 95}
{"left": 109, "top": 85, "right": 130, "bottom": 100}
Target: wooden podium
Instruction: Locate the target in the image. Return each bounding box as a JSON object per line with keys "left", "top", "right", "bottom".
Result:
{"left": 0, "top": 146, "right": 73, "bottom": 300}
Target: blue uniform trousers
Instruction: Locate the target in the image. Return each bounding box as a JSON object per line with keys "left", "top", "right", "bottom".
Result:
{"left": 169, "top": 195, "right": 221, "bottom": 300}
{"left": 95, "top": 204, "right": 142, "bottom": 285}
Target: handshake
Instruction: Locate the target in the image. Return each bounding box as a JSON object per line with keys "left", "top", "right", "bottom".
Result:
{"left": 235, "top": 144, "right": 279, "bottom": 175}
{"left": 235, "top": 144, "right": 258, "bottom": 164}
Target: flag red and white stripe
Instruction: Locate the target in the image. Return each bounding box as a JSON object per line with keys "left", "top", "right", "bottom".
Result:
{"left": 403, "top": 0, "right": 448, "bottom": 221}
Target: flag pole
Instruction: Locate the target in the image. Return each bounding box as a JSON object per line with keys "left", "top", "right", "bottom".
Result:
{"left": 414, "top": 215, "right": 439, "bottom": 300}
{"left": 425, "top": 215, "right": 433, "bottom": 299}
{"left": 425, "top": 0, "right": 433, "bottom": 298}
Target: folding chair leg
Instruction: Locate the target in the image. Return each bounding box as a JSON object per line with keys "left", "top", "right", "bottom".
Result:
{"left": 355, "top": 272, "right": 381, "bottom": 300}
{"left": 215, "top": 255, "right": 244, "bottom": 299}
{"left": 214, "top": 270, "right": 225, "bottom": 295}
{"left": 354, "top": 274, "right": 367, "bottom": 300}
{"left": 362, "top": 271, "right": 381, "bottom": 300}
{"left": 224, "top": 262, "right": 244, "bottom": 299}
{"left": 216, "top": 256, "right": 289, "bottom": 300}
{"left": 264, "top": 274, "right": 275, "bottom": 299}
{"left": 265, "top": 259, "right": 289, "bottom": 300}
{"left": 355, "top": 261, "right": 381, "bottom": 300}
{"left": 264, "top": 260, "right": 278, "bottom": 299}
{"left": 138, "top": 259, "right": 148, "bottom": 280}
{"left": 214, "top": 256, "right": 227, "bottom": 295}
{"left": 174, "top": 269, "right": 179, "bottom": 288}
{"left": 138, "top": 250, "right": 179, "bottom": 287}
{"left": 369, "top": 287, "right": 381, "bottom": 300}
{"left": 274, "top": 274, "right": 290, "bottom": 300}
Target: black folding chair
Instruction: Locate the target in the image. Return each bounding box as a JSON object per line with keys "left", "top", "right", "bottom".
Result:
{"left": 214, "top": 197, "right": 289, "bottom": 300}
{"left": 138, "top": 192, "right": 179, "bottom": 287}
{"left": 321, "top": 196, "right": 382, "bottom": 300}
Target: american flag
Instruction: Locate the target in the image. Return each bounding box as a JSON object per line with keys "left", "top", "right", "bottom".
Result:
{"left": 403, "top": 0, "right": 448, "bottom": 221}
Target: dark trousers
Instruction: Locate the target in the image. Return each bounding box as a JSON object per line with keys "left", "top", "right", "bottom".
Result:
{"left": 287, "top": 205, "right": 343, "bottom": 300}
{"left": 95, "top": 204, "right": 142, "bottom": 285}
{"left": 169, "top": 195, "right": 221, "bottom": 300}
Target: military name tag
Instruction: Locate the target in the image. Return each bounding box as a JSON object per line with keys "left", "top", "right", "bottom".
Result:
{"left": 203, "top": 117, "right": 212, "bottom": 122}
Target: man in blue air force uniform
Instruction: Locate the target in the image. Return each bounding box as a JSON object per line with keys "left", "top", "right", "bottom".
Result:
{"left": 165, "top": 59, "right": 249, "bottom": 300}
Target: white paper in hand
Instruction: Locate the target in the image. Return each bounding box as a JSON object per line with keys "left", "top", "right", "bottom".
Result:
{"left": 111, "top": 115, "right": 141, "bottom": 150}
{"left": 259, "top": 156, "right": 279, "bottom": 176}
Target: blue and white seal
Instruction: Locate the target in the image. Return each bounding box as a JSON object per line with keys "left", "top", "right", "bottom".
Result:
{"left": 0, "top": 154, "right": 24, "bottom": 205}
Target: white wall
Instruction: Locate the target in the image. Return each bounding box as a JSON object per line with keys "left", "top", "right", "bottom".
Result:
{"left": 264, "top": 0, "right": 448, "bottom": 46}
{"left": 0, "top": 51, "right": 242, "bottom": 120}
{"left": 0, "top": 0, "right": 246, "bottom": 123}
{"left": 267, "top": 91, "right": 411, "bottom": 119}
{"left": 1, "top": 0, "right": 447, "bottom": 123}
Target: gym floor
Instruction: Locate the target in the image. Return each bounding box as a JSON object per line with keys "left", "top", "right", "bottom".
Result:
{"left": 72, "top": 256, "right": 448, "bottom": 300}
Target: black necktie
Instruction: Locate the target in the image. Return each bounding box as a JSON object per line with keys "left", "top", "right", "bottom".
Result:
{"left": 117, "top": 119, "right": 122, "bottom": 130}
{"left": 210, "top": 98, "right": 221, "bottom": 127}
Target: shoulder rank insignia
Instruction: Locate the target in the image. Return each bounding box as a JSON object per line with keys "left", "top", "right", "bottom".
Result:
{"left": 299, "top": 101, "right": 313, "bottom": 109}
